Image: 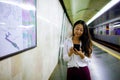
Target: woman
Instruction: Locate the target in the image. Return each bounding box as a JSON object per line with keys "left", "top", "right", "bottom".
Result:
{"left": 63, "top": 20, "right": 92, "bottom": 80}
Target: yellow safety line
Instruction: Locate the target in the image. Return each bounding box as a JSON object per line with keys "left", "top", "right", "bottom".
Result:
{"left": 92, "top": 41, "right": 120, "bottom": 60}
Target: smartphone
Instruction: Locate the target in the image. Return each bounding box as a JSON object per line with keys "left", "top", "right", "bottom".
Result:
{"left": 74, "top": 44, "right": 80, "bottom": 51}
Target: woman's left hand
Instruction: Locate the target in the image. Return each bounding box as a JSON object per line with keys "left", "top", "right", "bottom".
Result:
{"left": 74, "top": 48, "right": 85, "bottom": 59}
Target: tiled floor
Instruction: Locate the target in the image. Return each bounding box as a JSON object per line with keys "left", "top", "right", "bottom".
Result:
{"left": 49, "top": 45, "right": 120, "bottom": 80}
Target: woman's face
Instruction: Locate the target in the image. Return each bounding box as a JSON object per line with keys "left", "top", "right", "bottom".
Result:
{"left": 74, "top": 24, "right": 84, "bottom": 38}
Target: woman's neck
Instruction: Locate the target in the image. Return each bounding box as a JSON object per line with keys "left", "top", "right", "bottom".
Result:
{"left": 72, "top": 36, "right": 80, "bottom": 44}
{"left": 73, "top": 36, "right": 79, "bottom": 41}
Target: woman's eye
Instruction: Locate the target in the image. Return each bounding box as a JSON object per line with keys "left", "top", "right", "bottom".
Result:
{"left": 80, "top": 30, "right": 83, "bottom": 32}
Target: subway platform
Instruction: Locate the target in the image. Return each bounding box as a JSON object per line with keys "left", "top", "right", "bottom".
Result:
{"left": 49, "top": 41, "right": 120, "bottom": 80}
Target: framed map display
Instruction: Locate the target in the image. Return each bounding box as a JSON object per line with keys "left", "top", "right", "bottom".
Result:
{"left": 0, "top": 0, "right": 37, "bottom": 60}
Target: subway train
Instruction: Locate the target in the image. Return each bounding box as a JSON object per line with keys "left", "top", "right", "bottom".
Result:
{"left": 93, "top": 18, "right": 120, "bottom": 47}
{"left": 89, "top": 1, "right": 120, "bottom": 51}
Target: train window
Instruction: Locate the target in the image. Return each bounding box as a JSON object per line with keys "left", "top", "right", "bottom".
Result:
{"left": 114, "top": 28, "right": 120, "bottom": 35}
{"left": 113, "top": 23, "right": 120, "bottom": 35}
{"left": 106, "top": 24, "right": 109, "bottom": 35}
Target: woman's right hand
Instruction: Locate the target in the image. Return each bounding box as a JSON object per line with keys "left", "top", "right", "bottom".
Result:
{"left": 68, "top": 47, "right": 76, "bottom": 56}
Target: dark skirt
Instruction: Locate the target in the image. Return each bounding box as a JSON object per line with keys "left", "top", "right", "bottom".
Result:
{"left": 67, "top": 66, "right": 91, "bottom": 80}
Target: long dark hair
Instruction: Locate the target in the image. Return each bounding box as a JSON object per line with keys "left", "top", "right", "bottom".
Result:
{"left": 73, "top": 20, "right": 92, "bottom": 57}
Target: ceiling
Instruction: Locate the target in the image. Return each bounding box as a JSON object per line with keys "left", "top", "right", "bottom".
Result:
{"left": 62, "top": 0, "right": 111, "bottom": 25}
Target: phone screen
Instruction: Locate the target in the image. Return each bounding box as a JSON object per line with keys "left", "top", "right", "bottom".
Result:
{"left": 74, "top": 44, "right": 80, "bottom": 51}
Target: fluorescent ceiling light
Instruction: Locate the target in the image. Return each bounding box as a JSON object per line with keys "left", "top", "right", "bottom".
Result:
{"left": 113, "top": 24, "right": 120, "bottom": 28}
{"left": 113, "top": 22, "right": 120, "bottom": 25}
{"left": 87, "top": 0, "right": 120, "bottom": 25}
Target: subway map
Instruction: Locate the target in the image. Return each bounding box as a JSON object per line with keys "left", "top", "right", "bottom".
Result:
{"left": 0, "top": 0, "right": 36, "bottom": 58}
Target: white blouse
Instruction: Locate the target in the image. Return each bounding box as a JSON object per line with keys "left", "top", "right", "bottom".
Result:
{"left": 63, "top": 37, "right": 91, "bottom": 68}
